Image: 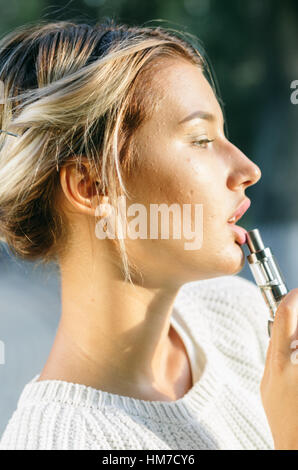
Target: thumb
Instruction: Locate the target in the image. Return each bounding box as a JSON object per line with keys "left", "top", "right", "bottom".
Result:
{"left": 270, "top": 288, "right": 298, "bottom": 361}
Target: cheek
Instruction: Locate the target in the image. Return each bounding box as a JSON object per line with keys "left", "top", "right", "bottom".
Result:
{"left": 127, "top": 141, "right": 225, "bottom": 223}
{"left": 127, "top": 157, "right": 186, "bottom": 206}
{"left": 171, "top": 157, "right": 226, "bottom": 221}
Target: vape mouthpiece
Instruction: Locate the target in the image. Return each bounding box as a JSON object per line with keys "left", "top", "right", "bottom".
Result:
{"left": 245, "top": 229, "right": 264, "bottom": 253}
{"left": 245, "top": 227, "right": 288, "bottom": 337}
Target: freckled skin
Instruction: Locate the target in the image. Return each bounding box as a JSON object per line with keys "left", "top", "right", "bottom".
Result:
{"left": 37, "top": 59, "right": 262, "bottom": 401}
{"left": 123, "top": 59, "right": 262, "bottom": 287}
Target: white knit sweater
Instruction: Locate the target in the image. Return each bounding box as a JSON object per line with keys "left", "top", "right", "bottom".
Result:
{"left": 0, "top": 274, "right": 275, "bottom": 450}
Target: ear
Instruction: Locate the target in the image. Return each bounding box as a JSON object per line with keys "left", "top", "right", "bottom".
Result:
{"left": 59, "top": 158, "right": 107, "bottom": 217}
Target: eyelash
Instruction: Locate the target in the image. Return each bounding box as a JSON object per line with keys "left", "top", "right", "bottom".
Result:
{"left": 192, "top": 138, "right": 214, "bottom": 149}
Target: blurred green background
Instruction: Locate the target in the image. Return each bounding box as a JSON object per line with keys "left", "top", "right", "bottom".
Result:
{"left": 0, "top": 0, "right": 298, "bottom": 435}
{"left": 0, "top": 0, "right": 297, "bottom": 225}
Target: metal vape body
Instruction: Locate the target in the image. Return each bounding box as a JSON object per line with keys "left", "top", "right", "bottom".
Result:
{"left": 245, "top": 229, "right": 288, "bottom": 337}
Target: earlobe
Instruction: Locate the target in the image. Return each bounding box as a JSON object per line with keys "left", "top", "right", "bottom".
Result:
{"left": 95, "top": 195, "right": 111, "bottom": 218}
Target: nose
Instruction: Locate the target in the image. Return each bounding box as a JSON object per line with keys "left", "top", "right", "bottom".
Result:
{"left": 226, "top": 145, "right": 262, "bottom": 191}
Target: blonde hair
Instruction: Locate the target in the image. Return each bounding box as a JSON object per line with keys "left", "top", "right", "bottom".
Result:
{"left": 0, "top": 18, "right": 208, "bottom": 284}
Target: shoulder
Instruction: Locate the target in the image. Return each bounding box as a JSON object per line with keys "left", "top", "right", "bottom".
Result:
{"left": 0, "top": 386, "right": 165, "bottom": 450}
{"left": 178, "top": 273, "right": 265, "bottom": 303}
{"left": 175, "top": 274, "right": 270, "bottom": 365}
{"left": 0, "top": 399, "right": 117, "bottom": 450}
{"left": 176, "top": 273, "right": 268, "bottom": 322}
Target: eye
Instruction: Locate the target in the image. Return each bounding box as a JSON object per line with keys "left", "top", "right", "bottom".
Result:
{"left": 192, "top": 137, "right": 215, "bottom": 149}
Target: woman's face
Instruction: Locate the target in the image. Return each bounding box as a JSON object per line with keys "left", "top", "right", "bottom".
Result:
{"left": 119, "top": 58, "right": 261, "bottom": 286}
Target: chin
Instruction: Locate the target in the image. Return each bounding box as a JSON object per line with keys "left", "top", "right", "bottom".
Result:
{"left": 225, "top": 244, "right": 246, "bottom": 275}
{"left": 212, "top": 240, "right": 246, "bottom": 276}
{"left": 184, "top": 246, "right": 245, "bottom": 282}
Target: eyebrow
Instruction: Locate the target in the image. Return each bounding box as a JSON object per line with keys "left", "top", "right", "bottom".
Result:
{"left": 179, "top": 110, "right": 224, "bottom": 126}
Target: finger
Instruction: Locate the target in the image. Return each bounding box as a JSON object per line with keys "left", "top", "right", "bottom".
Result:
{"left": 270, "top": 288, "right": 298, "bottom": 360}
{"left": 262, "top": 336, "right": 273, "bottom": 381}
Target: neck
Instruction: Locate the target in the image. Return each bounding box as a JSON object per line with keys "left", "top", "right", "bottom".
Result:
{"left": 39, "top": 249, "right": 187, "bottom": 398}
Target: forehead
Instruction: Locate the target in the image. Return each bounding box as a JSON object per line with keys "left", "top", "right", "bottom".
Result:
{"left": 151, "top": 59, "right": 223, "bottom": 125}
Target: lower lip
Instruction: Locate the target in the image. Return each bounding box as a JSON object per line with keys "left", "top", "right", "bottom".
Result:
{"left": 228, "top": 223, "right": 247, "bottom": 245}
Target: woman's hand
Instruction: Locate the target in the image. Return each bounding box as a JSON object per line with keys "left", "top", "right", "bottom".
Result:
{"left": 260, "top": 288, "right": 298, "bottom": 450}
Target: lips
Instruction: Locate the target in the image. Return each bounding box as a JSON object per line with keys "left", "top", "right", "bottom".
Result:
{"left": 227, "top": 198, "right": 251, "bottom": 224}
{"left": 227, "top": 198, "right": 251, "bottom": 245}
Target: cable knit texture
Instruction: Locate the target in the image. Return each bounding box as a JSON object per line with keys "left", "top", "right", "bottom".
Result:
{"left": 0, "top": 274, "right": 275, "bottom": 450}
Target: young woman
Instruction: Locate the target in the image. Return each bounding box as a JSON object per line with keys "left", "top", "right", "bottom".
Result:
{"left": 0, "top": 19, "right": 297, "bottom": 450}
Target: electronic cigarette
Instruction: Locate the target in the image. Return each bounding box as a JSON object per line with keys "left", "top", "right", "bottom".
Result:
{"left": 245, "top": 228, "right": 288, "bottom": 337}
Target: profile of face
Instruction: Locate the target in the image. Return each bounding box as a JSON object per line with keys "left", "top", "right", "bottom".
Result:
{"left": 121, "top": 58, "right": 261, "bottom": 286}
{"left": 61, "top": 58, "right": 261, "bottom": 288}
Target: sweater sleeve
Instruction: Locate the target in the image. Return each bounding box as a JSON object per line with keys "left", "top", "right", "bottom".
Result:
{"left": 222, "top": 274, "right": 271, "bottom": 366}
{"left": 231, "top": 274, "right": 272, "bottom": 365}
{"left": 184, "top": 274, "right": 271, "bottom": 368}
